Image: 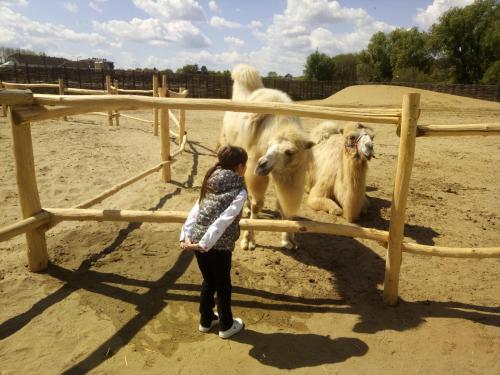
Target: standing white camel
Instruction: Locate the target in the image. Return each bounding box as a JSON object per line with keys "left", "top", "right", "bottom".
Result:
{"left": 219, "top": 64, "right": 314, "bottom": 250}
{"left": 306, "top": 121, "right": 375, "bottom": 222}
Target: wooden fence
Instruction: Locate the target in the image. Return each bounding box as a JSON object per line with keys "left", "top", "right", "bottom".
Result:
{"left": 0, "top": 87, "right": 499, "bottom": 306}
{"left": 1, "top": 64, "right": 499, "bottom": 101}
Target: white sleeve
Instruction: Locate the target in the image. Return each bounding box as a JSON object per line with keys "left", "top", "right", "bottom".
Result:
{"left": 198, "top": 189, "right": 247, "bottom": 251}
{"left": 180, "top": 200, "right": 200, "bottom": 242}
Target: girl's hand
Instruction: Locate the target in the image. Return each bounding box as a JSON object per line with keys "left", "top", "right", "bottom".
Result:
{"left": 184, "top": 243, "right": 204, "bottom": 252}
{"left": 180, "top": 239, "right": 192, "bottom": 250}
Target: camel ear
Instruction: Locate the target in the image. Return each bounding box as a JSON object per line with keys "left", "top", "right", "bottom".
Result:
{"left": 246, "top": 113, "right": 269, "bottom": 129}
{"left": 357, "top": 123, "right": 373, "bottom": 132}
{"left": 245, "top": 113, "right": 270, "bottom": 139}
{"left": 299, "top": 140, "right": 315, "bottom": 149}
{"left": 304, "top": 140, "right": 315, "bottom": 149}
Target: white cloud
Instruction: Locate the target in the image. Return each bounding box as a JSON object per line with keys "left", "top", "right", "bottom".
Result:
{"left": 209, "top": 16, "right": 242, "bottom": 29}
{"left": 224, "top": 36, "right": 244, "bottom": 48}
{"left": 249, "top": 20, "right": 263, "bottom": 29}
{"left": 249, "top": 0, "right": 394, "bottom": 74}
{"left": 89, "top": 1, "right": 103, "bottom": 13}
{"left": 413, "top": 0, "right": 474, "bottom": 29}
{"left": 93, "top": 17, "right": 211, "bottom": 48}
{"left": 62, "top": 2, "right": 78, "bottom": 13}
{"left": 0, "top": 0, "right": 28, "bottom": 7}
{"left": 208, "top": 0, "right": 217, "bottom": 12}
{"left": 132, "top": 0, "right": 204, "bottom": 21}
{"left": 0, "top": 4, "right": 105, "bottom": 49}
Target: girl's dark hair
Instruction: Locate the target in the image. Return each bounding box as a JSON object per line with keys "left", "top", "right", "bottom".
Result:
{"left": 199, "top": 145, "right": 248, "bottom": 202}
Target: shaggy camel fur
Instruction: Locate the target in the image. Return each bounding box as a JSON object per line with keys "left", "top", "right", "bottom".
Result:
{"left": 219, "top": 64, "right": 314, "bottom": 250}
{"left": 306, "top": 121, "right": 375, "bottom": 222}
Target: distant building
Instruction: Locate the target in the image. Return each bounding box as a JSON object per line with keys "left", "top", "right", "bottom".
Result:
{"left": 62, "top": 58, "right": 114, "bottom": 71}
{"left": 4, "top": 53, "right": 114, "bottom": 71}
{"left": 6, "top": 53, "right": 68, "bottom": 68}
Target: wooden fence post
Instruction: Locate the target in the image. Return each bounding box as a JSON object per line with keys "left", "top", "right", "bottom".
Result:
{"left": 153, "top": 74, "right": 159, "bottom": 136}
{"left": 383, "top": 93, "right": 420, "bottom": 305}
{"left": 25, "top": 64, "right": 30, "bottom": 83}
{"left": 0, "top": 82, "right": 6, "bottom": 117}
{"left": 179, "top": 87, "right": 186, "bottom": 145}
{"left": 58, "top": 78, "right": 68, "bottom": 121}
{"left": 113, "top": 78, "right": 120, "bottom": 126}
{"left": 105, "top": 75, "right": 113, "bottom": 126}
{"left": 159, "top": 74, "right": 171, "bottom": 182}
{"left": 9, "top": 108, "right": 49, "bottom": 272}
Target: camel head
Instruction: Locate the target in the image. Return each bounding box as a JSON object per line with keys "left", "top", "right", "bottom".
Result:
{"left": 340, "top": 122, "right": 375, "bottom": 161}
{"left": 255, "top": 120, "right": 314, "bottom": 176}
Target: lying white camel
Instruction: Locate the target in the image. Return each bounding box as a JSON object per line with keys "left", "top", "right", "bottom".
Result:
{"left": 219, "top": 64, "right": 314, "bottom": 250}
{"left": 306, "top": 121, "right": 375, "bottom": 222}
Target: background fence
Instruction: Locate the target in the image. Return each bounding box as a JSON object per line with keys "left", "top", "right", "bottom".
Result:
{"left": 1, "top": 64, "right": 499, "bottom": 102}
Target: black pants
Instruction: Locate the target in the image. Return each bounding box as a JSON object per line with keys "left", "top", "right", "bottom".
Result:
{"left": 195, "top": 249, "right": 233, "bottom": 331}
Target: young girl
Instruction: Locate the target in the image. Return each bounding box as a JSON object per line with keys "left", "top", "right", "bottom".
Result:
{"left": 180, "top": 145, "right": 248, "bottom": 339}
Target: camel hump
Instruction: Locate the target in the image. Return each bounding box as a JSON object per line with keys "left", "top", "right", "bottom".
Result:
{"left": 231, "top": 64, "right": 264, "bottom": 99}
{"left": 311, "top": 121, "right": 343, "bottom": 144}
{"left": 248, "top": 88, "right": 292, "bottom": 104}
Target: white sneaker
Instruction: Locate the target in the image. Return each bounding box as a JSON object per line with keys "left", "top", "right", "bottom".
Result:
{"left": 198, "top": 312, "right": 219, "bottom": 333}
{"left": 218, "top": 318, "right": 244, "bottom": 339}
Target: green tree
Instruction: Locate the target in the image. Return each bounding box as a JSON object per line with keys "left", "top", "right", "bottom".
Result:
{"left": 176, "top": 64, "right": 199, "bottom": 74}
{"left": 481, "top": 61, "right": 500, "bottom": 84}
{"left": 200, "top": 65, "right": 208, "bottom": 74}
{"left": 332, "top": 54, "right": 359, "bottom": 82}
{"left": 389, "top": 28, "right": 431, "bottom": 74}
{"left": 267, "top": 71, "right": 279, "bottom": 78}
{"left": 430, "top": 0, "right": 499, "bottom": 83}
{"left": 303, "top": 50, "right": 335, "bottom": 81}
{"left": 357, "top": 32, "right": 392, "bottom": 81}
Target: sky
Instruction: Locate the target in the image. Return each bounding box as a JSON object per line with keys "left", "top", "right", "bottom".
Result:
{"left": 0, "top": 0, "right": 474, "bottom": 75}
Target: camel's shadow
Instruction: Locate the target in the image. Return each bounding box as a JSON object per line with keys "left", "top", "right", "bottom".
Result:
{"left": 259, "top": 232, "right": 500, "bottom": 334}
{"left": 358, "top": 195, "right": 439, "bottom": 246}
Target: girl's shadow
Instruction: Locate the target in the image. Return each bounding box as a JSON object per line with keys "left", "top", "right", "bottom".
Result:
{"left": 232, "top": 329, "right": 368, "bottom": 369}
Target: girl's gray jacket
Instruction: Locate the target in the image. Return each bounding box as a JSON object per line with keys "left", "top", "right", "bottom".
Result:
{"left": 180, "top": 169, "right": 247, "bottom": 252}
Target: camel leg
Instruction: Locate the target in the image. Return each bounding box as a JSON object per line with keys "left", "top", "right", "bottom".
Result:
{"left": 307, "top": 184, "right": 343, "bottom": 216}
{"left": 241, "top": 171, "right": 268, "bottom": 251}
{"left": 275, "top": 200, "right": 298, "bottom": 250}
{"left": 361, "top": 195, "right": 370, "bottom": 215}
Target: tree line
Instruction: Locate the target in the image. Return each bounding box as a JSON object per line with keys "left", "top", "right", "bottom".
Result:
{"left": 304, "top": 0, "right": 499, "bottom": 84}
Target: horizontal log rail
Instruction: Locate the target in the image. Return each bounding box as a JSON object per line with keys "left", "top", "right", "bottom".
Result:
{"left": 0, "top": 211, "right": 51, "bottom": 242}
{"left": 2, "top": 82, "right": 58, "bottom": 89}
{"left": 32, "top": 208, "right": 500, "bottom": 258}
{"left": 416, "top": 123, "right": 500, "bottom": 137}
{"left": 0, "top": 89, "right": 35, "bottom": 106}
{"left": 74, "top": 161, "right": 170, "bottom": 209}
{"left": 65, "top": 88, "right": 107, "bottom": 95}
{"left": 1, "top": 207, "right": 498, "bottom": 259}
{"left": 43, "top": 207, "right": 390, "bottom": 242}
{"left": 119, "top": 113, "right": 152, "bottom": 123}
{"left": 402, "top": 242, "right": 500, "bottom": 258}
{"left": 117, "top": 88, "right": 154, "bottom": 94}
{"left": 5, "top": 93, "right": 402, "bottom": 124}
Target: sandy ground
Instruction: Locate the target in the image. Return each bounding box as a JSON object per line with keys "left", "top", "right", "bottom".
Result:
{"left": 0, "top": 85, "right": 499, "bottom": 375}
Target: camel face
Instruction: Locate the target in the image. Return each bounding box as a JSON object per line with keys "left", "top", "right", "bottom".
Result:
{"left": 255, "top": 137, "right": 313, "bottom": 176}
{"left": 358, "top": 131, "right": 375, "bottom": 160}
{"left": 342, "top": 124, "right": 375, "bottom": 161}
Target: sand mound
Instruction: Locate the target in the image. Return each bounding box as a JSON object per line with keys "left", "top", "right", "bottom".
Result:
{"left": 308, "top": 84, "right": 500, "bottom": 110}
